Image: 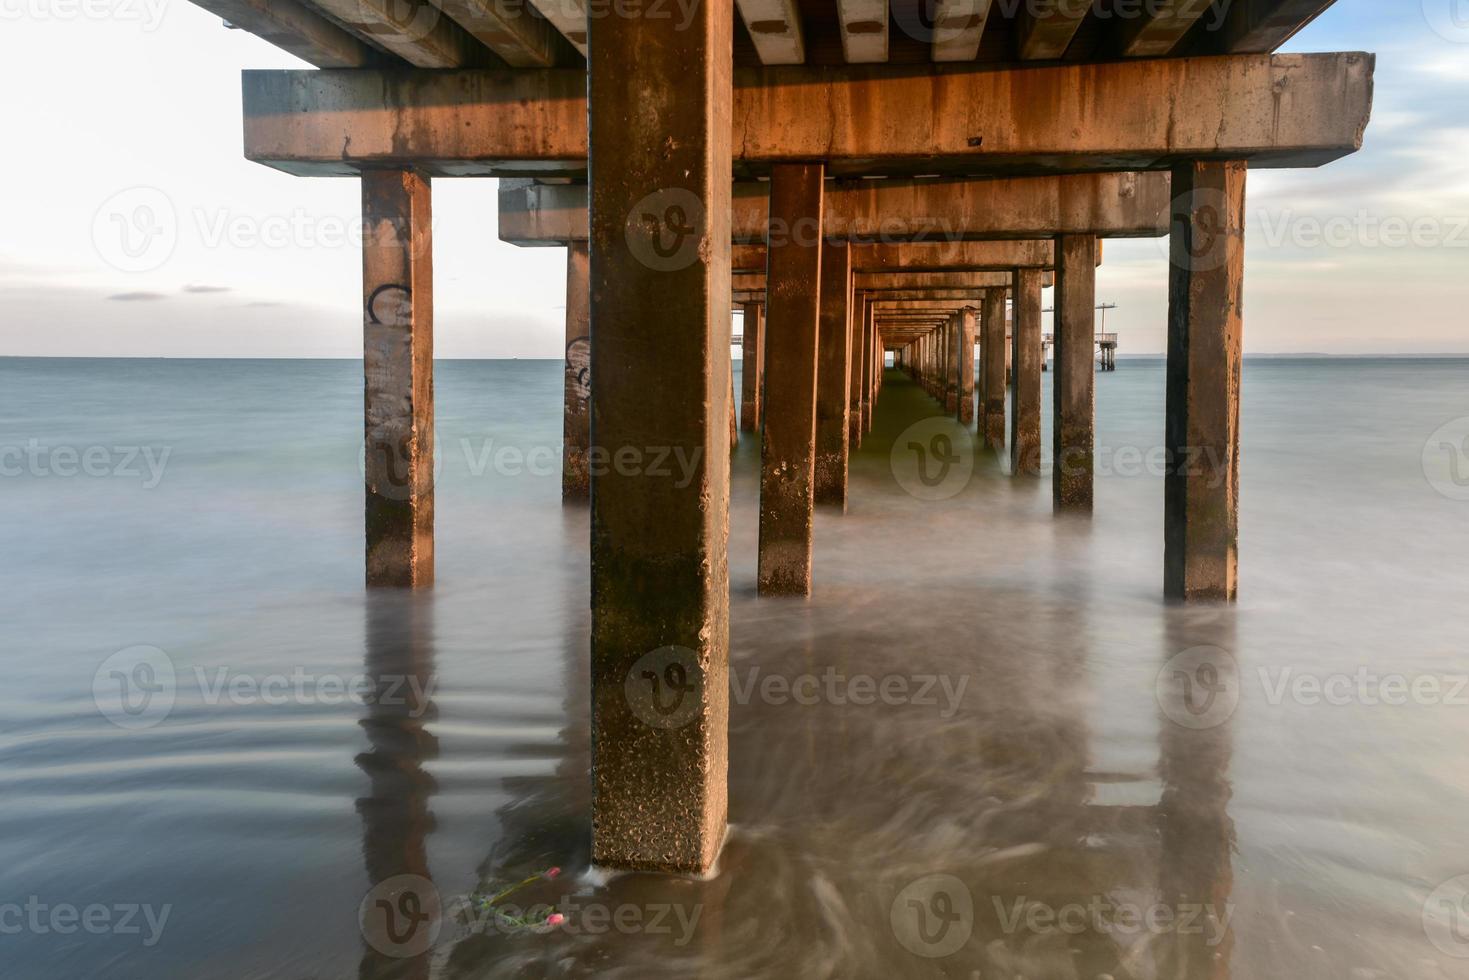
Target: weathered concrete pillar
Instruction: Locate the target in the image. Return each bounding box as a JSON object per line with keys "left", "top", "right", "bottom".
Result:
{"left": 1165, "top": 160, "right": 1246, "bottom": 602}
{"left": 848, "top": 292, "right": 865, "bottom": 448}
{"left": 944, "top": 315, "right": 960, "bottom": 415}
{"left": 980, "top": 288, "right": 1008, "bottom": 451}
{"left": 857, "top": 301, "right": 869, "bottom": 431}
{"left": 729, "top": 358, "right": 739, "bottom": 449}
{"left": 587, "top": 0, "right": 732, "bottom": 874}
{"left": 563, "top": 241, "right": 592, "bottom": 501}
{"left": 758, "top": 163, "right": 824, "bottom": 597}
{"left": 814, "top": 238, "right": 852, "bottom": 508}
{"left": 1010, "top": 267, "right": 1045, "bottom": 476}
{"left": 1053, "top": 234, "right": 1097, "bottom": 511}
{"left": 740, "top": 301, "right": 765, "bottom": 433}
{"left": 958, "top": 308, "right": 976, "bottom": 425}
{"left": 362, "top": 168, "right": 434, "bottom": 589}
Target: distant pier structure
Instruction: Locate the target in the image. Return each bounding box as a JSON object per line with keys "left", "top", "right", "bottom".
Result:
{"left": 181, "top": 0, "right": 1373, "bottom": 875}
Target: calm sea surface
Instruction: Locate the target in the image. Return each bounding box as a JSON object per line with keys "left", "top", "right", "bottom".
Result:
{"left": 2, "top": 356, "right": 1468, "bottom": 979}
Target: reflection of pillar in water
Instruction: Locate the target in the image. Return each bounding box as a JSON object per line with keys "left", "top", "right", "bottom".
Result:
{"left": 1155, "top": 612, "right": 1236, "bottom": 980}
{"left": 356, "top": 592, "right": 439, "bottom": 980}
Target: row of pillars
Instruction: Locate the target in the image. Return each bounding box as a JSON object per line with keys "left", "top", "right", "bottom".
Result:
{"left": 354, "top": 4, "right": 1244, "bottom": 873}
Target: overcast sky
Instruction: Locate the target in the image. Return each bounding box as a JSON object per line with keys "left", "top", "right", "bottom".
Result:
{"left": 0, "top": 2, "right": 1465, "bottom": 357}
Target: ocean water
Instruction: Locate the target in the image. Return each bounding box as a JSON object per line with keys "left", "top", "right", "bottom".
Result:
{"left": 2, "top": 355, "right": 1468, "bottom": 979}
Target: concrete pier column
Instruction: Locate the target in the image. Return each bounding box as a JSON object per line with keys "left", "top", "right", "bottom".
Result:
{"left": 587, "top": 0, "right": 732, "bottom": 874}
{"left": 1010, "top": 268, "right": 1044, "bottom": 476}
{"left": 758, "top": 163, "right": 824, "bottom": 597}
{"left": 1165, "top": 160, "right": 1246, "bottom": 601}
{"left": 563, "top": 242, "right": 592, "bottom": 501}
{"left": 815, "top": 238, "right": 852, "bottom": 508}
{"left": 857, "top": 301, "right": 869, "bottom": 431}
{"left": 944, "top": 315, "right": 960, "bottom": 415}
{"left": 980, "top": 288, "right": 1008, "bottom": 451}
{"left": 1053, "top": 234, "right": 1097, "bottom": 511}
{"left": 958, "top": 308, "right": 976, "bottom": 425}
{"left": 852, "top": 293, "right": 868, "bottom": 448}
{"left": 740, "top": 301, "right": 765, "bottom": 433}
{"left": 362, "top": 168, "right": 434, "bottom": 589}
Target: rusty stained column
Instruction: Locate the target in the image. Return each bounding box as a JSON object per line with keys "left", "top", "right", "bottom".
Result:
{"left": 758, "top": 163, "right": 824, "bottom": 597}
{"left": 981, "top": 288, "right": 1008, "bottom": 451}
{"left": 362, "top": 168, "right": 434, "bottom": 589}
{"left": 944, "top": 313, "right": 961, "bottom": 415}
{"left": 1166, "top": 160, "right": 1246, "bottom": 602}
{"left": 958, "top": 307, "right": 976, "bottom": 425}
{"left": 587, "top": 0, "right": 732, "bottom": 874}
{"left": 563, "top": 242, "right": 592, "bottom": 501}
{"left": 1010, "top": 268, "right": 1045, "bottom": 477}
{"left": 1053, "top": 234, "right": 1097, "bottom": 511}
{"left": 849, "top": 292, "right": 866, "bottom": 449}
{"left": 862, "top": 298, "right": 876, "bottom": 432}
{"left": 740, "top": 301, "right": 765, "bottom": 433}
{"left": 814, "top": 238, "right": 852, "bottom": 508}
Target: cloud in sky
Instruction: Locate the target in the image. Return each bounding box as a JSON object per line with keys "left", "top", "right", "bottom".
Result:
{"left": 0, "top": 1, "right": 1464, "bottom": 356}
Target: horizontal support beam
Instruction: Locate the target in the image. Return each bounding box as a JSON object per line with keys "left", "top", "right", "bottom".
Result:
{"left": 197, "top": 0, "right": 384, "bottom": 67}
{"left": 728, "top": 239, "right": 1085, "bottom": 272}
{"left": 244, "top": 53, "right": 1373, "bottom": 178}
{"left": 500, "top": 173, "right": 1171, "bottom": 245}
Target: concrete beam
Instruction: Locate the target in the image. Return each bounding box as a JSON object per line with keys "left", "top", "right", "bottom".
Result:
{"left": 736, "top": 0, "right": 806, "bottom": 64}
{"left": 731, "top": 240, "right": 1062, "bottom": 273}
{"left": 525, "top": 0, "right": 587, "bottom": 55}
{"left": 932, "top": 0, "right": 992, "bottom": 62}
{"left": 499, "top": 174, "right": 1172, "bottom": 245}
{"left": 1119, "top": 0, "right": 1213, "bottom": 58}
{"left": 1207, "top": 0, "right": 1338, "bottom": 54}
{"left": 244, "top": 54, "right": 1374, "bottom": 178}
{"left": 196, "top": 0, "right": 383, "bottom": 67}
{"left": 1017, "top": 0, "right": 1089, "bottom": 60}
{"left": 431, "top": 0, "right": 573, "bottom": 66}
{"left": 734, "top": 270, "right": 1025, "bottom": 294}
{"left": 306, "top": 0, "right": 487, "bottom": 68}
{"left": 836, "top": 0, "right": 888, "bottom": 63}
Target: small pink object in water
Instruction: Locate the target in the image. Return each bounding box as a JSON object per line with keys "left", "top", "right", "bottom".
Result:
{"left": 544, "top": 867, "right": 561, "bottom": 879}
{"left": 546, "top": 913, "right": 566, "bottom": 927}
